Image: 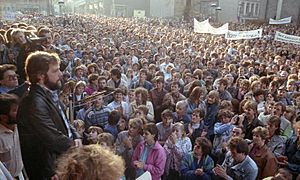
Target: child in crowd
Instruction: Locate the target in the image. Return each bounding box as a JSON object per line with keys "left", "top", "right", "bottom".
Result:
{"left": 212, "top": 109, "right": 235, "bottom": 164}
{"left": 87, "top": 126, "right": 103, "bottom": 144}
{"left": 73, "top": 119, "right": 88, "bottom": 145}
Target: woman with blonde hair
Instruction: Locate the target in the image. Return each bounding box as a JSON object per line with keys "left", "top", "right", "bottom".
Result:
{"left": 54, "top": 145, "right": 125, "bottom": 180}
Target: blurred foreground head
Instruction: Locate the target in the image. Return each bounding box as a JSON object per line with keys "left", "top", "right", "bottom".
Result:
{"left": 55, "top": 144, "right": 125, "bottom": 180}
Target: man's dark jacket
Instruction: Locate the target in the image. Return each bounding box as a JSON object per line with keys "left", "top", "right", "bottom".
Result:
{"left": 17, "top": 84, "right": 80, "bottom": 180}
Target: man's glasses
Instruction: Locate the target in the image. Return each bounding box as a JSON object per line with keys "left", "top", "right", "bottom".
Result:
{"left": 6, "top": 74, "right": 19, "bottom": 80}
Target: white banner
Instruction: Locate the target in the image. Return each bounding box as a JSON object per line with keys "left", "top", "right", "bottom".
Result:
{"left": 225, "top": 29, "right": 263, "bottom": 40}
{"left": 194, "top": 18, "right": 228, "bottom": 35}
{"left": 274, "top": 31, "right": 300, "bottom": 45}
{"left": 208, "top": 23, "right": 229, "bottom": 35}
{"left": 269, "top": 16, "right": 292, "bottom": 25}
{"left": 194, "top": 19, "right": 211, "bottom": 33}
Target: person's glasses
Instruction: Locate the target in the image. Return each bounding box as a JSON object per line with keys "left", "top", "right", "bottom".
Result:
{"left": 6, "top": 74, "right": 19, "bottom": 80}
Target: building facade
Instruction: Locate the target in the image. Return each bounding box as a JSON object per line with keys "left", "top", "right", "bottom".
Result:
{"left": 0, "top": 0, "right": 52, "bottom": 20}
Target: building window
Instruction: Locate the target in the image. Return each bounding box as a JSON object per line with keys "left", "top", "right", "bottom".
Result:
{"left": 254, "top": 3, "right": 259, "bottom": 16}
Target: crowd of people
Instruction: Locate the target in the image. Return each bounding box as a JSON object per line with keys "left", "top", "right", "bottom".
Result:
{"left": 0, "top": 14, "right": 300, "bottom": 180}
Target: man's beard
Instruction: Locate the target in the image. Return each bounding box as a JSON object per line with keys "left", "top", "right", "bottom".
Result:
{"left": 45, "top": 75, "right": 62, "bottom": 90}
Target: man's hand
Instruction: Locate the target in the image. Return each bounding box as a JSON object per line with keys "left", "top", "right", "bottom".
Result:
{"left": 195, "top": 168, "right": 204, "bottom": 176}
{"left": 213, "top": 164, "right": 227, "bottom": 178}
{"left": 74, "top": 139, "right": 82, "bottom": 147}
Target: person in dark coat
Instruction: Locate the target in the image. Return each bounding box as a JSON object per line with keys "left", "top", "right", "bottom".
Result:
{"left": 17, "top": 51, "right": 81, "bottom": 180}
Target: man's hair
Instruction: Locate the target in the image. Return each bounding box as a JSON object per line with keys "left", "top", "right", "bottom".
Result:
{"left": 228, "top": 137, "right": 249, "bottom": 155}
{"left": 0, "top": 64, "right": 17, "bottom": 80}
{"left": 25, "top": 51, "right": 60, "bottom": 84}
{"left": 55, "top": 145, "right": 125, "bottom": 180}
{"left": 0, "top": 93, "right": 18, "bottom": 116}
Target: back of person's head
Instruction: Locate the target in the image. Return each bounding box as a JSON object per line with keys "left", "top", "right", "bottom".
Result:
{"left": 108, "top": 110, "right": 121, "bottom": 126}
{"left": 228, "top": 137, "right": 249, "bottom": 155}
{"left": 25, "top": 51, "right": 60, "bottom": 84}
{"left": 55, "top": 145, "right": 125, "bottom": 180}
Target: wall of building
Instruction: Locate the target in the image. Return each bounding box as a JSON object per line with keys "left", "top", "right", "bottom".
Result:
{"left": 101, "top": 0, "right": 150, "bottom": 17}
{"left": 265, "top": 0, "right": 300, "bottom": 25}
{"left": 0, "top": 0, "right": 50, "bottom": 19}
{"left": 150, "top": 0, "right": 175, "bottom": 17}
{"left": 281, "top": 0, "right": 300, "bottom": 25}
{"left": 218, "top": 0, "right": 239, "bottom": 23}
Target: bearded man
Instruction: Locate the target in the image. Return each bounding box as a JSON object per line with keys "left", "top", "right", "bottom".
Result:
{"left": 17, "top": 51, "right": 81, "bottom": 180}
